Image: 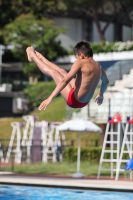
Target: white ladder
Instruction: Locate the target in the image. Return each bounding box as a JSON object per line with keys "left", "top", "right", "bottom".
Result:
{"left": 42, "top": 123, "right": 56, "bottom": 163}
{"left": 21, "top": 115, "right": 38, "bottom": 162}
{"left": 97, "top": 120, "right": 122, "bottom": 179}
{"left": 5, "top": 122, "right": 22, "bottom": 164}
{"left": 0, "top": 142, "right": 4, "bottom": 163}
{"left": 116, "top": 119, "right": 133, "bottom": 180}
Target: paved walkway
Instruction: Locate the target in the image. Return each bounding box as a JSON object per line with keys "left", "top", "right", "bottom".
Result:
{"left": 0, "top": 174, "right": 133, "bottom": 192}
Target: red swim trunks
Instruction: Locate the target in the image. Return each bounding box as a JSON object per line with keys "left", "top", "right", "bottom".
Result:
{"left": 67, "top": 88, "right": 89, "bottom": 109}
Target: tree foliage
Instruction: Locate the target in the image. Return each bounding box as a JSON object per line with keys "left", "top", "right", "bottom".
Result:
{"left": 90, "top": 41, "right": 133, "bottom": 53}
{"left": 23, "top": 81, "right": 56, "bottom": 109}
{"left": 0, "top": 0, "right": 61, "bottom": 28}
{"left": 0, "top": 0, "right": 65, "bottom": 43}
{"left": 3, "top": 13, "right": 67, "bottom": 61}
{"left": 2, "top": 13, "right": 67, "bottom": 78}
{"left": 1, "top": 0, "right": 133, "bottom": 43}
{"left": 59, "top": 0, "right": 133, "bottom": 41}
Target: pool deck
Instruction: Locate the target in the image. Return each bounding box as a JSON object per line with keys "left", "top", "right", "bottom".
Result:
{"left": 0, "top": 173, "right": 133, "bottom": 192}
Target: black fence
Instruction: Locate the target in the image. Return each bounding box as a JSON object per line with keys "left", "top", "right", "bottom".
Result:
{"left": 0, "top": 138, "right": 99, "bottom": 172}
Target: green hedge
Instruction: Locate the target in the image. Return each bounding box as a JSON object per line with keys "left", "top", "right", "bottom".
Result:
{"left": 69, "top": 41, "right": 133, "bottom": 55}
{"left": 90, "top": 41, "right": 133, "bottom": 54}
{"left": 90, "top": 41, "right": 133, "bottom": 53}
{"left": 23, "top": 81, "right": 56, "bottom": 109}
{"left": 63, "top": 147, "right": 102, "bottom": 162}
{"left": 63, "top": 147, "right": 130, "bottom": 162}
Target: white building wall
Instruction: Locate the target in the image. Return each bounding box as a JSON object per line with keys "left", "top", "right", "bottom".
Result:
{"left": 54, "top": 17, "right": 83, "bottom": 50}
{"left": 54, "top": 17, "right": 131, "bottom": 50}
{"left": 92, "top": 21, "right": 114, "bottom": 42}
{"left": 122, "top": 25, "right": 132, "bottom": 41}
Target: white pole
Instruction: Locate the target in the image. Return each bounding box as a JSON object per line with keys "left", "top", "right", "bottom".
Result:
{"left": 77, "top": 133, "right": 81, "bottom": 173}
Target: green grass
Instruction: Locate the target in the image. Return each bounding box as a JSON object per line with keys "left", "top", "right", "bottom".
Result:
{"left": 14, "top": 161, "right": 99, "bottom": 176}
{"left": 31, "top": 96, "right": 66, "bottom": 122}
{"left": 12, "top": 161, "right": 127, "bottom": 178}
{"left": 0, "top": 96, "right": 66, "bottom": 140}
{"left": 0, "top": 96, "right": 100, "bottom": 145}
{"left": 0, "top": 95, "right": 101, "bottom": 176}
{"left": 0, "top": 117, "right": 22, "bottom": 140}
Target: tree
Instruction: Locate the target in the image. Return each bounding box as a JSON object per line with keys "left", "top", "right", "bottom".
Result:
{"left": 0, "top": 0, "right": 62, "bottom": 43}
{"left": 28, "top": 0, "right": 133, "bottom": 41}
{"left": 59, "top": 0, "right": 133, "bottom": 41}
{"left": 1, "top": 0, "right": 133, "bottom": 43}
{"left": 2, "top": 13, "right": 67, "bottom": 82}
{"left": 0, "top": 0, "right": 63, "bottom": 28}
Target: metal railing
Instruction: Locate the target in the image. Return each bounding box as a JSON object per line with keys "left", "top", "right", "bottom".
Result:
{"left": 67, "top": 98, "right": 133, "bottom": 123}
{"left": 0, "top": 139, "right": 99, "bottom": 172}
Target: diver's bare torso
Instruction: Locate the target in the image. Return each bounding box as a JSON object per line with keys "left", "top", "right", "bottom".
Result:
{"left": 74, "top": 58, "right": 101, "bottom": 103}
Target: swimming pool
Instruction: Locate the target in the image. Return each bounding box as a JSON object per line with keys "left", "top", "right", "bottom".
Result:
{"left": 0, "top": 185, "right": 133, "bottom": 200}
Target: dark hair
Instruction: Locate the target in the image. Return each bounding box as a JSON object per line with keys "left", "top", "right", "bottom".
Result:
{"left": 73, "top": 41, "right": 93, "bottom": 57}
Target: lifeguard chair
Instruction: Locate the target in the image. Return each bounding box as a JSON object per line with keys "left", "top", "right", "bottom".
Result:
{"left": 97, "top": 113, "right": 123, "bottom": 179}
{"left": 116, "top": 116, "right": 133, "bottom": 180}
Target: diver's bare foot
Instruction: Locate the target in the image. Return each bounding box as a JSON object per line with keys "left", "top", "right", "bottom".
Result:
{"left": 35, "top": 51, "right": 43, "bottom": 60}
{"left": 26, "top": 46, "right": 35, "bottom": 62}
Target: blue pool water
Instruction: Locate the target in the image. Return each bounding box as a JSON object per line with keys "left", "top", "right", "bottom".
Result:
{"left": 0, "top": 185, "right": 133, "bottom": 200}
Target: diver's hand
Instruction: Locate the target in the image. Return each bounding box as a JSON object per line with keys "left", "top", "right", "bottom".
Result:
{"left": 95, "top": 94, "right": 104, "bottom": 106}
{"left": 38, "top": 97, "right": 52, "bottom": 110}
